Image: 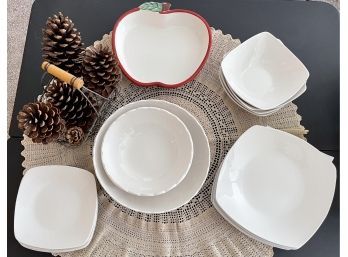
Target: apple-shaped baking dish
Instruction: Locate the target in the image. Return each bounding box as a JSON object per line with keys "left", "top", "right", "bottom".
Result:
{"left": 112, "top": 2, "right": 212, "bottom": 88}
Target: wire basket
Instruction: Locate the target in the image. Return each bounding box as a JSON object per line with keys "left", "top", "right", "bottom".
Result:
{"left": 38, "top": 70, "right": 120, "bottom": 147}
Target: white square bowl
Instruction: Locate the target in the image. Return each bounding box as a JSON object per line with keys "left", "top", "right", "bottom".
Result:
{"left": 221, "top": 32, "right": 309, "bottom": 110}
{"left": 212, "top": 126, "right": 336, "bottom": 250}
{"left": 14, "top": 165, "right": 98, "bottom": 252}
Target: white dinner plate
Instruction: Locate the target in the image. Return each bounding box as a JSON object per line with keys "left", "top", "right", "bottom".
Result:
{"left": 94, "top": 100, "right": 210, "bottom": 213}
{"left": 221, "top": 32, "right": 309, "bottom": 110}
{"left": 14, "top": 166, "right": 98, "bottom": 252}
{"left": 212, "top": 126, "right": 336, "bottom": 249}
{"left": 112, "top": 3, "right": 211, "bottom": 87}
{"left": 101, "top": 107, "right": 193, "bottom": 196}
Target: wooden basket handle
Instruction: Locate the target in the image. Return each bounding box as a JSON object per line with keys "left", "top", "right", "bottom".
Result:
{"left": 41, "top": 61, "right": 84, "bottom": 89}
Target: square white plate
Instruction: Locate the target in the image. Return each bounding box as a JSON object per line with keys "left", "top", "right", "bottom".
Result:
{"left": 212, "top": 126, "right": 336, "bottom": 249}
{"left": 221, "top": 32, "right": 309, "bottom": 110}
{"left": 18, "top": 199, "right": 98, "bottom": 252}
{"left": 14, "top": 165, "right": 98, "bottom": 252}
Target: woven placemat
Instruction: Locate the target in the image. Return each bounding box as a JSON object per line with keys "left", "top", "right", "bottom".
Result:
{"left": 21, "top": 28, "right": 307, "bottom": 256}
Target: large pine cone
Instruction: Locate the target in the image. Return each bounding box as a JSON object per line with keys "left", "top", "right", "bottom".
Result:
{"left": 42, "top": 12, "right": 84, "bottom": 76}
{"left": 17, "top": 102, "right": 64, "bottom": 144}
{"left": 43, "top": 79, "right": 96, "bottom": 131}
{"left": 82, "top": 44, "right": 121, "bottom": 98}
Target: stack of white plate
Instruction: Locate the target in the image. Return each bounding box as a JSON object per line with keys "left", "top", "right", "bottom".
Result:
{"left": 14, "top": 166, "right": 98, "bottom": 252}
{"left": 212, "top": 126, "right": 336, "bottom": 250}
{"left": 220, "top": 32, "right": 309, "bottom": 116}
{"left": 94, "top": 100, "right": 210, "bottom": 213}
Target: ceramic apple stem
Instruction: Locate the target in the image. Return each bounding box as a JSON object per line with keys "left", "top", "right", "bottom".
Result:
{"left": 161, "top": 2, "right": 171, "bottom": 12}
{"left": 139, "top": 2, "right": 171, "bottom": 12}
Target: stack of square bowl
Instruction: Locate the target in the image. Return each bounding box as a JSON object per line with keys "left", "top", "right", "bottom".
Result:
{"left": 220, "top": 32, "right": 309, "bottom": 116}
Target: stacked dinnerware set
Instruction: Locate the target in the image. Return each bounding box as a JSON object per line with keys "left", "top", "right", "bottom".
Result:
{"left": 14, "top": 2, "right": 336, "bottom": 254}
{"left": 220, "top": 32, "right": 309, "bottom": 116}
{"left": 93, "top": 100, "right": 210, "bottom": 213}
{"left": 212, "top": 126, "right": 336, "bottom": 249}
{"left": 214, "top": 32, "right": 335, "bottom": 249}
{"left": 14, "top": 166, "right": 98, "bottom": 252}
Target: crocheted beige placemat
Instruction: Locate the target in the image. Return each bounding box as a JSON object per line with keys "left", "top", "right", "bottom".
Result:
{"left": 21, "top": 28, "right": 307, "bottom": 256}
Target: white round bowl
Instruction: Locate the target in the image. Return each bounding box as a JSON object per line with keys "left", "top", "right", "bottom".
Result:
{"left": 101, "top": 107, "right": 193, "bottom": 196}
{"left": 93, "top": 100, "right": 210, "bottom": 213}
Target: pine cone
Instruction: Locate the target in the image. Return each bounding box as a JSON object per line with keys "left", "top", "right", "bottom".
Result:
{"left": 65, "top": 126, "right": 84, "bottom": 145}
{"left": 42, "top": 12, "right": 84, "bottom": 76}
{"left": 43, "top": 79, "right": 96, "bottom": 131}
{"left": 82, "top": 44, "right": 121, "bottom": 98}
{"left": 17, "top": 102, "right": 64, "bottom": 144}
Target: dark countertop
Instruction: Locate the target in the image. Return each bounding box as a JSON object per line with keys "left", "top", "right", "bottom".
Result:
{"left": 8, "top": 0, "right": 339, "bottom": 256}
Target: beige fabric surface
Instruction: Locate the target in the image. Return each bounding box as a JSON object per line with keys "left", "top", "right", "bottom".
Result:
{"left": 21, "top": 29, "right": 307, "bottom": 256}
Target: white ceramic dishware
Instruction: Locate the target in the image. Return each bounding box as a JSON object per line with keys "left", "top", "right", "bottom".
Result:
{"left": 221, "top": 32, "right": 309, "bottom": 110}
{"left": 219, "top": 69, "right": 307, "bottom": 116}
{"left": 14, "top": 166, "right": 98, "bottom": 252}
{"left": 219, "top": 69, "right": 282, "bottom": 116}
{"left": 212, "top": 126, "right": 336, "bottom": 250}
{"left": 101, "top": 107, "right": 193, "bottom": 196}
{"left": 17, "top": 202, "right": 98, "bottom": 252}
{"left": 94, "top": 100, "right": 210, "bottom": 213}
{"left": 112, "top": 2, "right": 211, "bottom": 87}
{"left": 220, "top": 68, "right": 307, "bottom": 110}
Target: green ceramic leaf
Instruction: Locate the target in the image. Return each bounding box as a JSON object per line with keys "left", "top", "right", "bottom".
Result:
{"left": 139, "top": 2, "right": 163, "bottom": 12}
